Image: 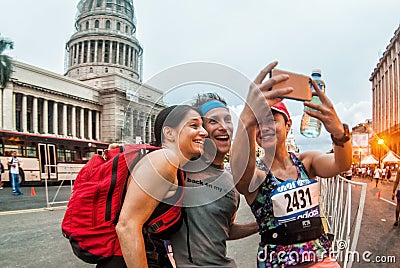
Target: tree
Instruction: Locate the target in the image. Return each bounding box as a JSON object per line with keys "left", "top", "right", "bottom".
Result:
{"left": 0, "top": 36, "right": 14, "bottom": 88}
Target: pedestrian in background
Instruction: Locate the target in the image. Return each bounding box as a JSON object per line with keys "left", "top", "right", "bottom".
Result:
{"left": 391, "top": 169, "right": 400, "bottom": 226}
{"left": 387, "top": 167, "right": 392, "bottom": 182}
{"left": 0, "top": 161, "right": 4, "bottom": 189}
{"left": 7, "top": 151, "right": 23, "bottom": 196}
{"left": 345, "top": 168, "right": 353, "bottom": 181}
{"left": 373, "top": 167, "right": 382, "bottom": 188}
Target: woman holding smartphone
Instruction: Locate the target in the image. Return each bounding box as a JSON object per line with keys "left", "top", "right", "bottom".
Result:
{"left": 231, "top": 61, "right": 352, "bottom": 267}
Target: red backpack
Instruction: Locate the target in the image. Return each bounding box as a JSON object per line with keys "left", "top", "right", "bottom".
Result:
{"left": 61, "top": 144, "right": 185, "bottom": 264}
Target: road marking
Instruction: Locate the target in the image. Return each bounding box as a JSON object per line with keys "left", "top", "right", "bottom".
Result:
{"left": 0, "top": 205, "right": 66, "bottom": 216}
{"left": 379, "top": 197, "right": 397, "bottom": 206}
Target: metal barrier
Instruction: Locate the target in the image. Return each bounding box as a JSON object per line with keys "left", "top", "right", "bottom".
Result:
{"left": 319, "top": 175, "right": 367, "bottom": 268}
{"left": 44, "top": 164, "right": 75, "bottom": 210}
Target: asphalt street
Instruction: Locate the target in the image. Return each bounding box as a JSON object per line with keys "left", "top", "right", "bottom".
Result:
{"left": 0, "top": 177, "right": 399, "bottom": 267}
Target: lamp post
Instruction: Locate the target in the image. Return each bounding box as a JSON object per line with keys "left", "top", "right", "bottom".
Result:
{"left": 358, "top": 147, "right": 362, "bottom": 168}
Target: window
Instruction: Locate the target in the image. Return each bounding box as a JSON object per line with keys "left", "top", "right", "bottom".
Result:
{"left": 106, "top": 20, "right": 111, "bottom": 29}
{"left": 125, "top": 26, "right": 129, "bottom": 33}
{"left": 117, "top": 22, "right": 121, "bottom": 31}
{"left": 106, "top": 0, "right": 112, "bottom": 8}
{"left": 57, "top": 148, "right": 65, "bottom": 162}
{"left": 65, "top": 150, "right": 72, "bottom": 162}
{"left": 96, "top": 0, "right": 103, "bottom": 7}
{"left": 86, "top": 21, "right": 89, "bottom": 30}
{"left": 95, "top": 20, "right": 99, "bottom": 28}
{"left": 26, "top": 145, "right": 37, "bottom": 157}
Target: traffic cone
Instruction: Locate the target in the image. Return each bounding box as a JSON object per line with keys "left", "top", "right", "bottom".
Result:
{"left": 30, "top": 187, "right": 36, "bottom": 197}
{"left": 377, "top": 190, "right": 381, "bottom": 199}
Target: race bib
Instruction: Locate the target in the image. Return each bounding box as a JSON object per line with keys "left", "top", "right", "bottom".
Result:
{"left": 271, "top": 179, "right": 320, "bottom": 224}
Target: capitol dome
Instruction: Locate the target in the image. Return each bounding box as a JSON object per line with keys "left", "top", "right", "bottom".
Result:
{"left": 65, "top": 0, "right": 142, "bottom": 81}
{"left": 76, "top": 0, "right": 136, "bottom": 33}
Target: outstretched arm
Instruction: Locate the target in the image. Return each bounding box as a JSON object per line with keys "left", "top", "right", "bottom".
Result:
{"left": 231, "top": 62, "right": 292, "bottom": 199}
{"left": 304, "top": 80, "right": 352, "bottom": 178}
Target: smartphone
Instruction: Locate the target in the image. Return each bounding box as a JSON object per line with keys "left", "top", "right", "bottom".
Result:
{"left": 269, "top": 69, "right": 312, "bottom": 101}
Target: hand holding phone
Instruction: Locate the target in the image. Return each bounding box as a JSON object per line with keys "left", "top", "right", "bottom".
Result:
{"left": 269, "top": 69, "right": 312, "bottom": 101}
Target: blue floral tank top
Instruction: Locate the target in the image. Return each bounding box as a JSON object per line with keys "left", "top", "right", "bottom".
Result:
{"left": 250, "top": 152, "right": 332, "bottom": 267}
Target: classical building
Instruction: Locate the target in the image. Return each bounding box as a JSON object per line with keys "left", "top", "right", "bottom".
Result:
{"left": 370, "top": 25, "right": 400, "bottom": 156}
{"left": 351, "top": 120, "right": 372, "bottom": 166}
{"left": 0, "top": 0, "right": 165, "bottom": 144}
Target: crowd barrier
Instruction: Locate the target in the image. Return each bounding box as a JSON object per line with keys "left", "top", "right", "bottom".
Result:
{"left": 44, "top": 164, "right": 76, "bottom": 209}
{"left": 319, "top": 175, "right": 367, "bottom": 268}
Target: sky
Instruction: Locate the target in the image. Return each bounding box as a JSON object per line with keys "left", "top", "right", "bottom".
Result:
{"left": 1, "top": 0, "right": 400, "bottom": 152}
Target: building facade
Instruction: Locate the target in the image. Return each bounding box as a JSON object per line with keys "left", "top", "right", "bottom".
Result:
{"left": 0, "top": 0, "right": 165, "bottom": 144}
{"left": 370, "top": 25, "right": 400, "bottom": 156}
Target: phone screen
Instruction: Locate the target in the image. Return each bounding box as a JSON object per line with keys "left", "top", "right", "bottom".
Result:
{"left": 270, "top": 69, "right": 312, "bottom": 101}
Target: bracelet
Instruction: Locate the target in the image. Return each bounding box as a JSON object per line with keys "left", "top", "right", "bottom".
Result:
{"left": 331, "top": 123, "right": 351, "bottom": 147}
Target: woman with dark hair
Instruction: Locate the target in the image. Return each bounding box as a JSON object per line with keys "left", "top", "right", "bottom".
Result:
{"left": 111, "top": 105, "right": 207, "bottom": 268}
{"left": 232, "top": 62, "right": 352, "bottom": 267}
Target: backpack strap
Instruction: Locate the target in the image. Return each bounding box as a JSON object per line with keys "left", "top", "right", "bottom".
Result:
{"left": 106, "top": 154, "right": 122, "bottom": 222}
{"left": 145, "top": 169, "right": 185, "bottom": 234}
{"left": 112, "top": 146, "right": 148, "bottom": 225}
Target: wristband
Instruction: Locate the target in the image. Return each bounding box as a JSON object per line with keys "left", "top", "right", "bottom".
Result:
{"left": 331, "top": 123, "right": 351, "bottom": 147}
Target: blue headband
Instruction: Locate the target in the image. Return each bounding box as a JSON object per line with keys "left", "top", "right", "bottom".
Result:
{"left": 199, "top": 100, "right": 227, "bottom": 116}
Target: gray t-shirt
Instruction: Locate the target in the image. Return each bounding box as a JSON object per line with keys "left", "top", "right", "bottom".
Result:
{"left": 170, "top": 163, "right": 239, "bottom": 267}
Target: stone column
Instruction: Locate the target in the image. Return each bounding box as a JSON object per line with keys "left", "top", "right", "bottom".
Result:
{"left": 101, "top": 40, "right": 105, "bottom": 63}
{"left": 130, "top": 109, "right": 134, "bottom": 139}
{"left": 116, "top": 42, "right": 120, "bottom": 65}
{"left": 69, "top": 44, "right": 73, "bottom": 66}
{"left": 2, "top": 86, "right": 13, "bottom": 130}
{"left": 127, "top": 46, "right": 132, "bottom": 67}
{"left": 32, "top": 97, "right": 38, "bottom": 133}
{"left": 122, "top": 43, "right": 126, "bottom": 66}
{"left": 53, "top": 102, "right": 58, "bottom": 135}
{"left": 72, "top": 106, "right": 76, "bottom": 137}
{"left": 88, "top": 110, "right": 92, "bottom": 140}
{"left": 141, "top": 113, "right": 146, "bottom": 143}
{"left": 43, "top": 99, "right": 48, "bottom": 133}
{"left": 94, "top": 40, "right": 98, "bottom": 62}
{"left": 22, "top": 94, "right": 27, "bottom": 132}
{"left": 88, "top": 40, "right": 92, "bottom": 63}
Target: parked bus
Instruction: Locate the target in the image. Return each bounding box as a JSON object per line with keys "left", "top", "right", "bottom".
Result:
{"left": 0, "top": 130, "right": 109, "bottom": 185}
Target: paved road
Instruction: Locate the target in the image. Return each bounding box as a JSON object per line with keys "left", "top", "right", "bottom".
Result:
{"left": 350, "top": 176, "right": 400, "bottom": 268}
{"left": 0, "top": 185, "right": 258, "bottom": 267}
{"left": 0, "top": 178, "right": 400, "bottom": 267}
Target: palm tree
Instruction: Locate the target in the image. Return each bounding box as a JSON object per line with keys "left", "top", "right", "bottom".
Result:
{"left": 0, "top": 36, "right": 14, "bottom": 88}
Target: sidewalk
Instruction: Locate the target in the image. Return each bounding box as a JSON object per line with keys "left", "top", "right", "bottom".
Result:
{"left": 350, "top": 176, "right": 400, "bottom": 267}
